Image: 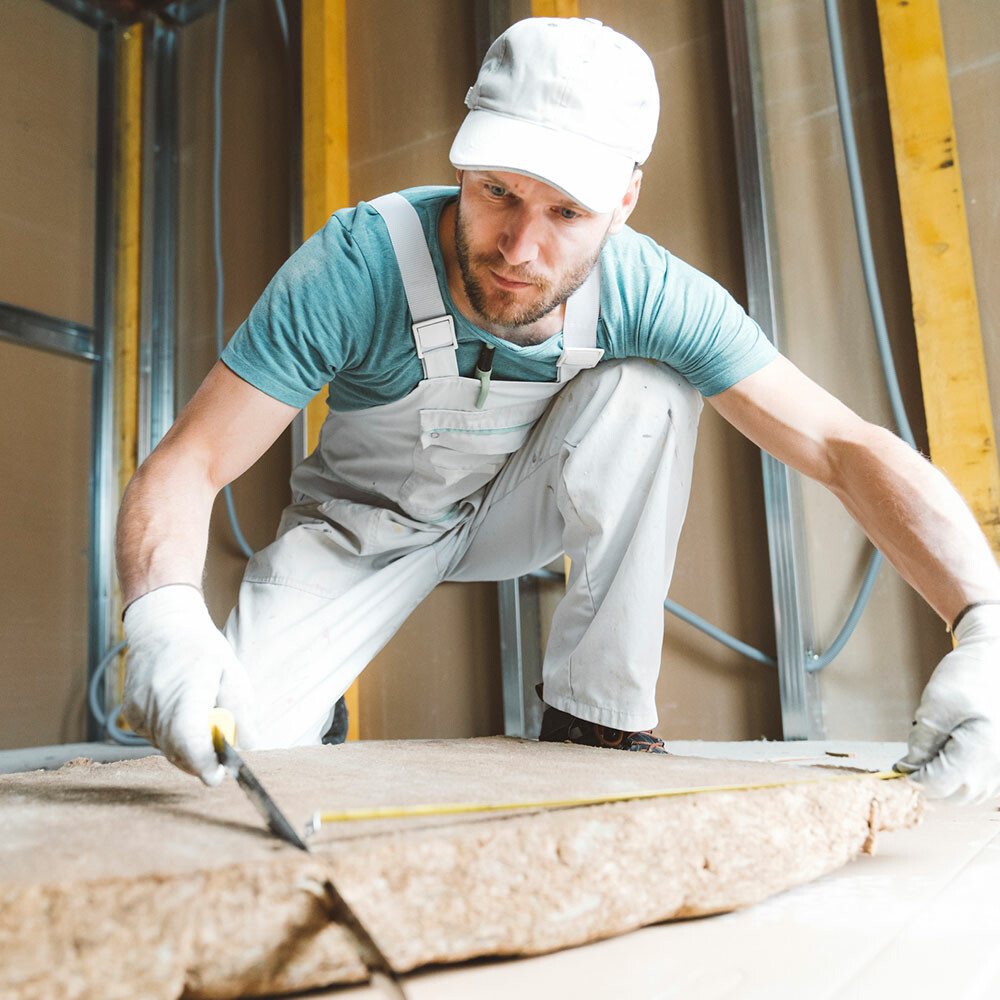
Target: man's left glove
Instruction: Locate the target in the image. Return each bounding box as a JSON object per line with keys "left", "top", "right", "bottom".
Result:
{"left": 895, "top": 604, "right": 1000, "bottom": 804}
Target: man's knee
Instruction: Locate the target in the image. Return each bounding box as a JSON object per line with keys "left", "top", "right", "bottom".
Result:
{"left": 561, "top": 359, "right": 703, "bottom": 452}
{"left": 597, "top": 358, "right": 702, "bottom": 420}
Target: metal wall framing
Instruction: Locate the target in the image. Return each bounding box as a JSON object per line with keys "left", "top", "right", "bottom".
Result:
{"left": 87, "top": 20, "right": 119, "bottom": 739}
{"left": 0, "top": 303, "right": 97, "bottom": 360}
{"left": 723, "top": 0, "right": 823, "bottom": 739}
{"left": 138, "top": 15, "right": 179, "bottom": 459}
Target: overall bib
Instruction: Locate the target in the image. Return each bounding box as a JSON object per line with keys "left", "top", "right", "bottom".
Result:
{"left": 225, "top": 193, "right": 703, "bottom": 747}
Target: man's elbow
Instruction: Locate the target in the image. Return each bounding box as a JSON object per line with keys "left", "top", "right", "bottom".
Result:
{"left": 824, "top": 420, "right": 918, "bottom": 498}
{"left": 124, "top": 443, "right": 220, "bottom": 512}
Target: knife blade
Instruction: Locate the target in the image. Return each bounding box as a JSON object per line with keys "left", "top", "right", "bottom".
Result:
{"left": 208, "top": 708, "right": 406, "bottom": 999}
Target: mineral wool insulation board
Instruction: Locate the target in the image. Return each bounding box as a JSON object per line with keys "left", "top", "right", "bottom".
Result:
{"left": 338, "top": 740, "right": 999, "bottom": 1000}
{"left": 1, "top": 739, "right": 996, "bottom": 999}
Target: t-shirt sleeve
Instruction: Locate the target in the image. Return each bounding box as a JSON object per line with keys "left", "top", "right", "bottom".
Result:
{"left": 606, "top": 233, "right": 778, "bottom": 397}
{"left": 221, "top": 212, "right": 377, "bottom": 408}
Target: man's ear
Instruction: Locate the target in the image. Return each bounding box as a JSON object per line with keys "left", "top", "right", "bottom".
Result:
{"left": 455, "top": 168, "right": 464, "bottom": 187}
{"left": 608, "top": 168, "right": 643, "bottom": 235}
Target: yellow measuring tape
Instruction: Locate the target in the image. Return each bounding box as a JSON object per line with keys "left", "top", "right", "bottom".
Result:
{"left": 308, "top": 769, "right": 905, "bottom": 831}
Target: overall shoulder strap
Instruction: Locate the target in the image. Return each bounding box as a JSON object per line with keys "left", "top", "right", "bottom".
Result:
{"left": 557, "top": 262, "right": 604, "bottom": 383}
{"left": 369, "top": 192, "right": 458, "bottom": 379}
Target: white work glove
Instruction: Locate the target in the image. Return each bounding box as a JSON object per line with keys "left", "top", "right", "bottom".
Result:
{"left": 122, "top": 584, "right": 259, "bottom": 785}
{"left": 894, "top": 604, "right": 1000, "bottom": 804}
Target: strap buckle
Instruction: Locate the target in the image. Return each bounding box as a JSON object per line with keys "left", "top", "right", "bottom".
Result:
{"left": 412, "top": 316, "right": 457, "bottom": 358}
{"left": 412, "top": 316, "right": 459, "bottom": 379}
{"left": 557, "top": 347, "right": 604, "bottom": 374}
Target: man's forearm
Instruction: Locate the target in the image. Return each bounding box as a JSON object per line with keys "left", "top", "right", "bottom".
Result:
{"left": 116, "top": 454, "right": 218, "bottom": 609}
{"left": 828, "top": 423, "right": 1000, "bottom": 625}
{"left": 115, "top": 361, "right": 299, "bottom": 610}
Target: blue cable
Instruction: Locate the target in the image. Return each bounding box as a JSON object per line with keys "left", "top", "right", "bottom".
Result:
{"left": 825, "top": 0, "right": 917, "bottom": 450}
{"left": 665, "top": 599, "right": 777, "bottom": 667}
{"left": 272, "top": 0, "right": 289, "bottom": 50}
{"left": 89, "top": 640, "right": 147, "bottom": 745}
{"left": 803, "top": 0, "right": 919, "bottom": 669}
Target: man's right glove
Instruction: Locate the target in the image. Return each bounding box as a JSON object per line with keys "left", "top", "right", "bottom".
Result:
{"left": 122, "top": 584, "right": 259, "bottom": 785}
{"left": 894, "top": 604, "right": 1000, "bottom": 804}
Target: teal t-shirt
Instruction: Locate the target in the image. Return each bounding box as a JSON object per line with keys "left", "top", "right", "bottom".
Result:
{"left": 222, "top": 186, "right": 777, "bottom": 411}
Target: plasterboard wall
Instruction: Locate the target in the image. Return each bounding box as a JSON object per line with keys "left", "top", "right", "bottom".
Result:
{"left": 0, "top": 0, "right": 96, "bottom": 749}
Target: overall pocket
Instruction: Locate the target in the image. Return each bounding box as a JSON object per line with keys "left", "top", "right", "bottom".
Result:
{"left": 400, "top": 397, "right": 555, "bottom": 519}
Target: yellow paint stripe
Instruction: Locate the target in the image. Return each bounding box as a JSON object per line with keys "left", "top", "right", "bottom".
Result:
{"left": 114, "top": 24, "right": 142, "bottom": 501}
{"left": 302, "top": 0, "right": 349, "bottom": 452}
{"left": 301, "top": 0, "right": 359, "bottom": 739}
{"left": 114, "top": 24, "right": 144, "bottom": 700}
{"left": 531, "top": 0, "right": 580, "bottom": 17}
{"left": 876, "top": 0, "right": 1000, "bottom": 556}
{"left": 311, "top": 770, "right": 905, "bottom": 826}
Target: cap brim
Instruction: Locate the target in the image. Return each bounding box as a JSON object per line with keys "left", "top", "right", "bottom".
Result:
{"left": 449, "top": 109, "right": 635, "bottom": 214}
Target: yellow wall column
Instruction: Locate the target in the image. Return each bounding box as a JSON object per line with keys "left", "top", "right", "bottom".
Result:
{"left": 301, "top": 0, "right": 359, "bottom": 738}
{"left": 531, "top": 0, "right": 580, "bottom": 17}
{"left": 876, "top": 0, "right": 1000, "bottom": 557}
{"left": 113, "top": 23, "right": 144, "bottom": 699}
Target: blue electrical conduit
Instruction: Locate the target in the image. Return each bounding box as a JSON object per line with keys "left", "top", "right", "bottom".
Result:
{"left": 88, "top": 640, "right": 147, "bottom": 744}
{"left": 825, "top": 0, "right": 917, "bottom": 451}
{"left": 807, "top": 0, "right": 919, "bottom": 672}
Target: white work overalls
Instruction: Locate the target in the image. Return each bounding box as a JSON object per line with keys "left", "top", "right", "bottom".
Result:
{"left": 225, "top": 193, "right": 703, "bottom": 748}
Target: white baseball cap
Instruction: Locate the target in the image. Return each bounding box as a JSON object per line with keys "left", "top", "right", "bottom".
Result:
{"left": 449, "top": 17, "right": 659, "bottom": 214}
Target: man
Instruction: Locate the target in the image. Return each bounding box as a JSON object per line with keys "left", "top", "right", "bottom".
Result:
{"left": 118, "top": 17, "right": 1000, "bottom": 802}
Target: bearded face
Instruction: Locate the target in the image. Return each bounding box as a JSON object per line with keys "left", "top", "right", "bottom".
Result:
{"left": 452, "top": 180, "right": 608, "bottom": 343}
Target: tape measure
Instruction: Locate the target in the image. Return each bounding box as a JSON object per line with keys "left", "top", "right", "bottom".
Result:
{"left": 306, "top": 769, "right": 905, "bottom": 834}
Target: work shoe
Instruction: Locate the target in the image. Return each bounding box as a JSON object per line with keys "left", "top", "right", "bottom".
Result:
{"left": 538, "top": 704, "right": 668, "bottom": 753}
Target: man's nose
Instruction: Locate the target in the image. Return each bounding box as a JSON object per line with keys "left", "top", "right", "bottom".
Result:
{"left": 498, "top": 210, "right": 541, "bottom": 267}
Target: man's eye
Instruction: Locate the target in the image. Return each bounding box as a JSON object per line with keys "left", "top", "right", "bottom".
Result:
{"left": 487, "top": 184, "right": 506, "bottom": 197}
{"left": 559, "top": 207, "right": 579, "bottom": 220}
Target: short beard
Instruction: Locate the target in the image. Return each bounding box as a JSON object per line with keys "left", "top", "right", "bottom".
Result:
{"left": 454, "top": 197, "right": 605, "bottom": 345}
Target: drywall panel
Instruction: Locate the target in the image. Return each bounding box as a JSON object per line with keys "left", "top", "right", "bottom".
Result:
{"left": 345, "top": 0, "right": 478, "bottom": 201}
{"left": 0, "top": 340, "right": 91, "bottom": 749}
{"left": 0, "top": 0, "right": 96, "bottom": 326}
{"left": 755, "top": 0, "right": 949, "bottom": 736}
{"left": 358, "top": 581, "right": 504, "bottom": 739}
